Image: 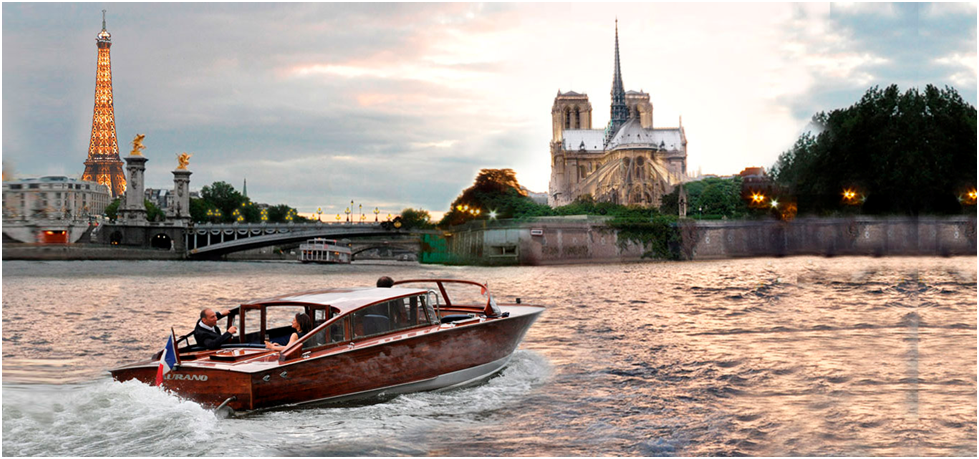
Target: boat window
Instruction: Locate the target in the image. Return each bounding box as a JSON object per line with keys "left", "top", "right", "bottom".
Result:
{"left": 242, "top": 307, "right": 263, "bottom": 344}
{"left": 352, "top": 295, "right": 433, "bottom": 339}
{"left": 423, "top": 293, "right": 439, "bottom": 325}
{"left": 266, "top": 306, "right": 306, "bottom": 345}
{"left": 303, "top": 316, "right": 347, "bottom": 349}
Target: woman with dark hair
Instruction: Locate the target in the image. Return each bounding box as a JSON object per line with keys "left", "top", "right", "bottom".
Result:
{"left": 265, "top": 313, "right": 313, "bottom": 352}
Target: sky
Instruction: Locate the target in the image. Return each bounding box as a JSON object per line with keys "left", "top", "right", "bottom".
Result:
{"left": 3, "top": 3, "right": 976, "bottom": 218}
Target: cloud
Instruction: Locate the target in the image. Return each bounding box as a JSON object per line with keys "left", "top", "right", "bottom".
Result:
{"left": 3, "top": 3, "right": 975, "bottom": 214}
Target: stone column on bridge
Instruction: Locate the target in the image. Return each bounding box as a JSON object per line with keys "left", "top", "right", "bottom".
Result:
{"left": 119, "top": 151, "right": 148, "bottom": 226}
{"left": 167, "top": 161, "right": 192, "bottom": 226}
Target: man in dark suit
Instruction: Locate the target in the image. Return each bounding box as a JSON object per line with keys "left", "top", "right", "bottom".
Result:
{"left": 194, "top": 308, "right": 238, "bottom": 350}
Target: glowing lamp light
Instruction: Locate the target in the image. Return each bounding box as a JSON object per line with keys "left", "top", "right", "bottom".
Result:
{"left": 771, "top": 199, "right": 779, "bottom": 208}
{"left": 750, "top": 192, "right": 765, "bottom": 204}
{"left": 488, "top": 210, "right": 498, "bottom": 220}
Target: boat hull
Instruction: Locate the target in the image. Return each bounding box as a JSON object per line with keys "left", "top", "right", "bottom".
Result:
{"left": 111, "top": 305, "right": 542, "bottom": 412}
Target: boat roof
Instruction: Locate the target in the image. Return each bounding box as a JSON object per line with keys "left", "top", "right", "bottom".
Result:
{"left": 242, "top": 287, "right": 428, "bottom": 314}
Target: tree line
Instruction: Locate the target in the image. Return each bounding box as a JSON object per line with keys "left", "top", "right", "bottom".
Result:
{"left": 771, "top": 84, "right": 976, "bottom": 215}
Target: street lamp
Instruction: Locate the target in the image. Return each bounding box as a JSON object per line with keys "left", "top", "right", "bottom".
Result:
{"left": 359, "top": 204, "right": 363, "bottom": 223}
{"left": 317, "top": 207, "right": 322, "bottom": 222}
{"left": 344, "top": 206, "right": 350, "bottom": 223}
{"left": 374, "top": 207, "right": 379, "bottom": 222}
{"left": 335, "top": 213, "right": 341, "bottom": 223}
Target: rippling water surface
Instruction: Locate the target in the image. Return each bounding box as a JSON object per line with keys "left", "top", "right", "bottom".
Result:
{"left": 2, "top": 257, "right": 976, "bottom": 456}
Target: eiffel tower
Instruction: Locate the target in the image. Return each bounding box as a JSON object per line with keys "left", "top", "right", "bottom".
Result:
{"left": 81, "top": 10, "right": 126, "bottom": 198}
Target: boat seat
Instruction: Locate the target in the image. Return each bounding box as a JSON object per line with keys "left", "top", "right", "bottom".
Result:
{"left": 363, "top": 314, "right": 390, "bottom": 335}
{"left": 441, "top": 314, "right": 474, "bottom": 324}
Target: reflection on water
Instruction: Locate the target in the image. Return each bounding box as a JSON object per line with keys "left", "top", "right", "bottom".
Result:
{"left": 2, "top": 257, "right": 976, "bottom": 456}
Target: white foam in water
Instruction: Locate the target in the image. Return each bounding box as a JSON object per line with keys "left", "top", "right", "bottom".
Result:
{"left": 3, "top": 379, "right": 220, "bottom": 456}
{"left": 3, "top": 351, "right": 550, "bottom": 456}
{"left": 225, "top": 350, "right": 553, "bottom": 456}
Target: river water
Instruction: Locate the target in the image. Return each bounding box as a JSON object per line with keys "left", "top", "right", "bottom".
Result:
{"left": 2, "top": 257, "right": 976, "bottom": 456}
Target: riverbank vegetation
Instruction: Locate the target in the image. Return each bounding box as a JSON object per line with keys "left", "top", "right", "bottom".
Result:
{"left": 188, "top": 181, "right": 308, "bottom": 224}
{"left": 437, "top": 169, "right": 684, "bottom": 258}
{"left": 104, "top": 198, "right": 165, "bottom": 222}
{"left": 771, "top": 84, "right": 976, "bottom": 216}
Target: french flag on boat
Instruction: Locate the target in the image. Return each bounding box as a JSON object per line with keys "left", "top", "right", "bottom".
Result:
{"left": 153, "top": 329, "right": 180, "bottom": 386}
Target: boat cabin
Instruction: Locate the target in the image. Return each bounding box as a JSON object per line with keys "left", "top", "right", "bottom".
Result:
{"left": 299, "top": 238, "right": 352, "bottom": 263}
{"left": 175, "top": 280, "right": 502, "bottom": 363}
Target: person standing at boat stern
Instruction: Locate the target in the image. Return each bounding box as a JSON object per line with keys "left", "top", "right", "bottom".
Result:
{"left": 194, "top": 308, "right": 238, "bottom": 350}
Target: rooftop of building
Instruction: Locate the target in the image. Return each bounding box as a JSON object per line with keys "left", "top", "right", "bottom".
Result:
{"left": 557, "top": 90, "right": 589, "bottom": 98}
{"left": 4, "top": 176, "right": 103, "bottom": 184}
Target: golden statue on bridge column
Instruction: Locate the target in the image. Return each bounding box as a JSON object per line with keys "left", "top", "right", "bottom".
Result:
{"left": 176, "top": 152, "right": 192, "bottom": 170}
{"left": 130, "top": 134, "right": 146, "bottom": 156}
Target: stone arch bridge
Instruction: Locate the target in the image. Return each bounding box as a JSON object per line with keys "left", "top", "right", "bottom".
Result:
{"left": 98, "top": 222, "right": 435, "bottom": 260}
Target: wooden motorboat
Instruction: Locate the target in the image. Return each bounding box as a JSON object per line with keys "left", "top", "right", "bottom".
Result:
{"left": 109, "top": 279, "right": 543, "bottom": 413}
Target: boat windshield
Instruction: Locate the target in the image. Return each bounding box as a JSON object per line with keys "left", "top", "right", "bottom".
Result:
{"left": 351, "top": 294, "right": 438, "bottom": 339}
{"left": 395, "top": 280, "right": 489, "bottom": 308}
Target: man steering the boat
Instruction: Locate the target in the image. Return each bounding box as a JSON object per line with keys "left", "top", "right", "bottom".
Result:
{"left": 194, "top": 308, "right": 238, "bottom": 350}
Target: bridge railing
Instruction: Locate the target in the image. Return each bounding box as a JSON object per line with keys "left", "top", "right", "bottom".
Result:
{"left": 188, "top": 221, "right": 382, "bottom": 230}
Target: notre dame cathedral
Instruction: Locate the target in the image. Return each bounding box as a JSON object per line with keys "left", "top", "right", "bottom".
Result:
{"left": 548, "top": 22, "right": 687, "bottom": 209}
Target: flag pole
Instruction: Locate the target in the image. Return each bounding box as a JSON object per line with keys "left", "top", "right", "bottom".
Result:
{"left": 170, "top": 327, "right": 182, "bottom": 367}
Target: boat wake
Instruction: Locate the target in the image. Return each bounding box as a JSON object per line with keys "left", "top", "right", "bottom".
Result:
{"left": 2, "top": 350, "right": 551, "bottom": 457}
{"left": 2, "top": 379, "right": 219, "bottom": 457}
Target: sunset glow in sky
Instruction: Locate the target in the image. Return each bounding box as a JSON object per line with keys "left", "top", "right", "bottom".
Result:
{"left": 3, "top": 3, "right": 976, "bottom": 215}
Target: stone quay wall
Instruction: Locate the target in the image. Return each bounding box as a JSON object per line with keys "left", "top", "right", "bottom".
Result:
{"left": 434, "top": 216, "right": 977, "bottom": 266}
{"left": 683, "top": 216, "right": 976, "bottom": 260}
{"left": 438, "top": 216, "right": 645, "bottom": 266}
{"left": 2, "top": 244, "right": 183, "bottom": 261}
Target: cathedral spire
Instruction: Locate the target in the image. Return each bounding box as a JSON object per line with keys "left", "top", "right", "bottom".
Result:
{"left": 606, "top": 19, "right": 629, "bottom": 146}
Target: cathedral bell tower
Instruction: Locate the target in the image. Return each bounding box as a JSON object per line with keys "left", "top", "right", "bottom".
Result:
{"left": 551, "top": 91, "right": 593, "bottom": 143}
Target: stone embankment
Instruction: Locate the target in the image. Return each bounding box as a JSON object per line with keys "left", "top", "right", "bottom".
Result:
{"left": 2, "top": 244, "right": 183, "bottom": 261}
{"left": 429, "top": 216, "right": 977, "bottom": 265}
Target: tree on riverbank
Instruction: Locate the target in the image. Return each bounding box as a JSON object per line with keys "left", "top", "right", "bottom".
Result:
{"left": 104, "top": 198, "right": 164, "bottom": 222}
{"left": 189, "top": 181, "right": 307, "bottom": 223}
{"left": 399, "top": 208, "right": 435, "bottom": 229}
{"left": 437, "top": 169, "right": 680, "bottom": 258}
{"left": 659, "top": 176, "right": 750, "bottom": 219}
{"left": 771, "top": 85, "right": 977, "bottom": 215}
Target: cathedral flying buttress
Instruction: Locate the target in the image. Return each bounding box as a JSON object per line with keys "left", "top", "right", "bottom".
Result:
{"left": 548, "top": 21, "right": 687, "bottom": 208}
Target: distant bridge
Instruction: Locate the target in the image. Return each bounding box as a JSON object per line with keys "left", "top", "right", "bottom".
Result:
{"left": 185, "top": 222, "right": 435, "bottom": 259}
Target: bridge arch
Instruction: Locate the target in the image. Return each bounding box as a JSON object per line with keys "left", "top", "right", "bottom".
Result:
{"left": 151, "top": 233, "right": 173, "bottom": 250}
{"left": 185, "top": 223, "right": 434, "bottom": 259}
